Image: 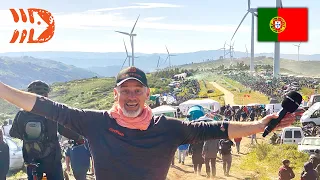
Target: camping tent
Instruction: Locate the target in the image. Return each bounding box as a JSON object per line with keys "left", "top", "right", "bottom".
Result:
{"left": 179, "top": 99, "right": 221, "bottom": 116}
{"left": 152, "top": 105, "right": 177, "bottom": 117}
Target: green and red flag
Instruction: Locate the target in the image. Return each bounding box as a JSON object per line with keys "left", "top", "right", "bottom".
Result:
{"left": 258, "top": 8, "right": 308, "bottom": 42}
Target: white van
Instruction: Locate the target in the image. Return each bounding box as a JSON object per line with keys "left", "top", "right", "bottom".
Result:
{"left": 300, "top": 102, "right": 320, "bottom": 126}
{"left": 265, "top": 103, "right": 282, "bottom": 114}
{"left": 280, "top": 126, "right": 304, "bottom": 144}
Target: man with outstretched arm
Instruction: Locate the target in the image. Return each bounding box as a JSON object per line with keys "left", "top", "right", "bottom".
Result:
{"left": 0, "top": 66, "right": 295, "bottom": 180}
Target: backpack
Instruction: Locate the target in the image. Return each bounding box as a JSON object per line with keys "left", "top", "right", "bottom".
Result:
{"left": 220, "top": 140, "right": 232, "bottom": 155}
{"left": 225, "top": 110, "right": 231, "bottom": 117}
{"left": 21, "top": 113, "right": 55, "bottom": 160}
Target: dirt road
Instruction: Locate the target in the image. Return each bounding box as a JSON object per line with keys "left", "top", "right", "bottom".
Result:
{"left": 167, "top": 135, "right": 262, "bottom": 180}
{"left": 210, "top": 82, "right": 235, "bottom": 106}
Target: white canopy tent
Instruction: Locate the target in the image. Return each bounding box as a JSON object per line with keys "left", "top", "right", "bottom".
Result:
{"left": 179, "top": 99, "right": 221, "bottom": 116}
{"left": 152, "top": 105, "right": 177, "bottom": 117}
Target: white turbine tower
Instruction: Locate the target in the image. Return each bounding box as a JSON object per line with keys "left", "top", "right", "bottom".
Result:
{"left": 165, "top": 46, "right": 177, "bottom": 68}
{"left": 157, "top": 56, "right": 161, "bottom": 68}
{"left": 273, "top": 0, "right": 283, "bottom": 78}
{"left": 293, "top": 42, "right": 301, "bottom": 61}
{"left": 115, "top": 15, "right": 140, "bottom": 66}
{"left": 121, "top": 39, "right": 139, "bottom": 69}
{"left": 231, "top": 0, "right": 257, "bottom": 72}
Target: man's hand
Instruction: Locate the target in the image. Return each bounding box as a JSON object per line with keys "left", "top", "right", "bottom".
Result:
{"left": 228, "top": 113, "right": 296, "bottom": 139}
{"left": 259, "top": 113, "right": 295, "bottom": 131}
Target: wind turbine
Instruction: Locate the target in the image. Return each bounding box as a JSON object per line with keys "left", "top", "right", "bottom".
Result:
{"left": 121, "top": 39, "right": 139, "bottom": 69}
{"left": 219, "top": 41, "right": 227, "bottom": 59}
{"left": 164, "top": 46, "right": 177, "bottom": 68}
{"left": 115, "top": 15, "right": 140, "bottom": 66}
{"left": 225, "top": 41, "right": 235, "bottom": 60}
{"left": 245, "top": 44, "right": 249, "bottom": 58}
{"left": 293, "top": 42, "right": 301, "bottom": 61}
{"left": 157, "top": 56, "right": 161, "bottom": 68}
{"left": 225, "top": 41, "right": 235, "bottom": 67}
{"left": 231, "top": 0, "right": 257, "bottom": 72}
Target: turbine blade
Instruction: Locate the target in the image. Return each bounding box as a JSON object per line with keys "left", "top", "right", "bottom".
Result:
{"left": 253, "top": 12, "right": 258, "bottom": 17}
{"left": 231, "top": 11, "right": 249, "bottom": 41}
{"left": 131, "top": 14, "right": 140, "bottom": 34}
{"left": 248, "top": 0, "right": 250, "bottom": 9}
{"left": 224, "top": 41, "right": 226, "bottom": 48}
{"left": 115, "top": 31, "right": 130, "bottom": 36}
{"left": 123, "top": 39, "right": 129, "bottom": 55}
{"left": 280, "top": 0, "right": 283, "bottom": 8}
{"left": 299, "top": 42, "right": 301, "bottom": 46}
{"left": 121, "top": 57, "right": 128, "bottom": 69}
{"left": 166, "top": 46, "right": 169, "bottom": 54}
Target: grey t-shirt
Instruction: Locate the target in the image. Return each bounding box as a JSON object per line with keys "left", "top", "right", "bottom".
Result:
{"left": 31, "top": 96, "right": 229, "bottom": 180}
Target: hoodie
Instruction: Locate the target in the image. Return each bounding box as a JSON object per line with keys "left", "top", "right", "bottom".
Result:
{"left": 301, "top": 161, "right": 318, "bottom": 180}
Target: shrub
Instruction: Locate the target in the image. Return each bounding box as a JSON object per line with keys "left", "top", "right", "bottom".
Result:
{"left": 240, "top": 143, "right": 309, "bottom": 179}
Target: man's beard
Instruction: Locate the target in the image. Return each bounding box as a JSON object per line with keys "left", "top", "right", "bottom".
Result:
{"left": 122, "top": 107, "right": 143, "bottom": 118}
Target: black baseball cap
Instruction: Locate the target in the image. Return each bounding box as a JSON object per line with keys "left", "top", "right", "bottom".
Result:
{"left": 116, "top": 66, "right": 148, "bottom": 87}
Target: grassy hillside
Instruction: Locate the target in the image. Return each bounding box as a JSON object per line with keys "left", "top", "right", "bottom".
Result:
{"left": 0, "top": 77, "right": 115, "bottom": 124}
{"left": 50, "top": 77, "right": 115, "bottom": 110}
{"left": 179, "top": 57, "right": 320, "bottom": 77}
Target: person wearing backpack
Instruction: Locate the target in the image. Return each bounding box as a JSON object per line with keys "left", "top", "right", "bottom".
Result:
{"left": 219, "top": 139, "right": 234, "bottom": 176}
{"left": 9, "top": 80, "right": 80, "bottom": 180}
{"left": 0, "top": 129, "right": 9, "bottom": 180}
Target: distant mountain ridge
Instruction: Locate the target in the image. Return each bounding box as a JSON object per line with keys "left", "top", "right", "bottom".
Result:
{"left": 0, "top": 56, "right": 98, "bottom": 89}
{"left": 1, "top": 50, "right": 320, "bottom": 77}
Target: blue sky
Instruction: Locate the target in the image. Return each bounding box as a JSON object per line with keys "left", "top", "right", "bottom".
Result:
{"left": 0, "top": 0, "right": 319, "bottom": 54}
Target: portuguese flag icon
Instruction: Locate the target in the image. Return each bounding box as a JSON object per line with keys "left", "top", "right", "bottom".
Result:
{"left": 258, "top": 8, "right": 308, "bottom": 42}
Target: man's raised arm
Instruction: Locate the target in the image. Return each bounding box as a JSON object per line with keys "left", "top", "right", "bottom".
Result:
{"left": 0, "top": 82, "right": 97, "bottom": 137}
{"left": 0, "top": 82, "right": 37, "bottom": 111}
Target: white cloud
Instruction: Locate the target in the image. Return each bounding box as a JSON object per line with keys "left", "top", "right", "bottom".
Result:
{"left": 143, "top": 17, "right": 166, "bottom": 22}
{"left": 87, "top": 3, "right": 183, "bottom": 12}
{"left": 0, "top": 8, "right": 250, "bottom": 33}
{"left": 52, "top": 12, "right": 251, "bottom": 33}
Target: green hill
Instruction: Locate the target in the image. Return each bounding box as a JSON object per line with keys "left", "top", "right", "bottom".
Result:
{"left": 0, "top": 77, "right": 115, "bottom": 123}
{"left": 179, "top": 57, "right": 320, "bottom": 76}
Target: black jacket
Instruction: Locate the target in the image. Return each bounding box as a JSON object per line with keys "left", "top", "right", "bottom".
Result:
{"left": 10, "top": 110, "right": 80, "bottom": 163}
{"left": 0, "top": 141, "right": 9, "bottom": 175}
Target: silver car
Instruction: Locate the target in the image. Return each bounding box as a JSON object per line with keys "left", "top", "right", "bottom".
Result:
{"left": 3, "top": 136, "right": 24, "bottom": 171}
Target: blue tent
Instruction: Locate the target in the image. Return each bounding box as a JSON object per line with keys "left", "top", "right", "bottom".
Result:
{"left": 187, "top": 105, "right": 205, "bottom": 121}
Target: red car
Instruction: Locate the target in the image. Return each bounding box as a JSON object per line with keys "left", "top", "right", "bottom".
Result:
{"left": 293, "top": 107, "right": 306, "bottom": 121}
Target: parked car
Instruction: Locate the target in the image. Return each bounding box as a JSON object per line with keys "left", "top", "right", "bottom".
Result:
{"left": 298, "top": 137, "right": 320, "bottom": 154}
{"left": 308, "top": 94, "right": 320, "bottom": 107}
{"left": 3, "top": 136, "right": 24, "bottom": 171}
{"left": 300, "top": 102, "right": 320, "bottom": 126}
